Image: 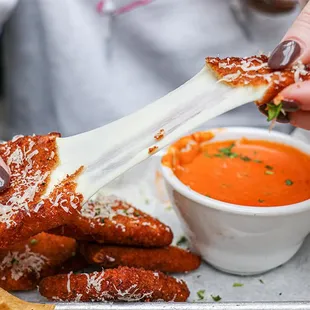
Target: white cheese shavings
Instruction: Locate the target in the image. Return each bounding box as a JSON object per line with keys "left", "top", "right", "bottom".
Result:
{"left": 0, "top": 245, "right": 48, "bottom": 280}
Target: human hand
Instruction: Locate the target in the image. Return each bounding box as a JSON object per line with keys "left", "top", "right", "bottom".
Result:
{"left": 0, "top": 156, "right": 10, "bottom": 192}
{"left": 260, "top": 1, "right": 310, "bottom": 130}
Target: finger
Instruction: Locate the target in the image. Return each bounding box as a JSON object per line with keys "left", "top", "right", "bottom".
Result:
{"left": 268, "top": 1, "right": 310, "bottom": 69}
{"left": 290, "top": 110, "right": 310, "bottom": 129}
{"left": 279, "top": 80, "right": 310, "bottom": 111}
{"left": 0, "top": 156, "right": 10, "bottom": 192}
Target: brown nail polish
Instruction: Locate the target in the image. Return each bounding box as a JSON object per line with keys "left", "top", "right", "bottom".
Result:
{"left": 268, "top": 40, "right": 301, "bottom": 70}
{"left": 276, "top": 112, "right": 290, "bottom": 124}
{"left": 281, "top": 100, "right": 300, "bottom": 112}
{"left": 0, "top": 166, "right": 10, "bottom": 192}
{"left": 258, "top": 104, "right": 268, "bottom": 117}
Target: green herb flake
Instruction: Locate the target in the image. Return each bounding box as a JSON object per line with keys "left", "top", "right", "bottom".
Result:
{"left": 165, "top": 205, "right": 173, "bottom": 211}
{"left": 95, "top": 208, "right": 101, "bottom": 216}
{"left": 145, "top": 198, "right": 150, "bottom": 205}
{"left": 197, "top": 290, "right": 205, "bottom": 300}
{"left": 267, "top": 103, "right": 283, "bottom": 122}
{"left": 233, "top": 282, "right": 244, "bottom": 287}
{"left": 229, "top": 153, "right": 238, "bottom": 158}
{"left": 11, "top": 258, "right": 17, "bottom": 265}
{"left": 123, "top": 209, "right": 129, "bottom": 215}
{"left": 265, "top": 170, "right": 274, "bottom": 175}
{"left": 259, "top": 279, "right": 264, "bottom": 284}
{"left": 134, "top": 211, "right": 140, "bottom": 217}
{"left": 100, "top": 218, "right": 105, "bottom": 223}
{"left": 265, "top": 165, "right": 273, "bottom": 170}
{"left": 285, "top": 179, "right": 294, "bottom": 186}
{"left": 219, "top": 143, "right": 235, "bottom": 155}
{"left": 211, "top": 295, "right": 222, "bottom": 302}
{"left": 176, "top": 236, "right": 188, "bottom": 246}
{"left": 204, "top": 153, "right": 211, "bottom": 158}
{"left": 254, "top": 159, "right": 263, "bottom": 163}
{"left": 240, "top": 155, "right": 251, "bottom": 162}
{"left": 205, "top": 194, "right": 211, "bottom": 198}
{"left": 30, "top": 239, "right": 38, "bottom": 245}
{"left": 258, "top": 199, "right": 265, "bottom": 203}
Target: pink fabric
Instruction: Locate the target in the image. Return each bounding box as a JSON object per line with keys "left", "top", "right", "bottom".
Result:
{"left": 96, "top": 0, "right": 152, "bottom": 15}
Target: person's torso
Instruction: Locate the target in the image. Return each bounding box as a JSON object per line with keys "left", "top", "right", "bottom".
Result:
{"left": 3, "top": 0, "right": 299, "bottom": 138}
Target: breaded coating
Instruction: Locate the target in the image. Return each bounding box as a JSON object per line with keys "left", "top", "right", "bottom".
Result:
{"left": 49, "top": 195, "right": 173, "bottom": 247}
{"left": 58, "top": 252, "right": 89, "bottom": 274}
{"left": 0, "top": 133, "right": 84, "bottom": 249}
{"left": 205, "top": 55, "right": 310, "bottom": 105}
{"left": 80, "top": 244, "right": 201, "bottom": 273}
{"left": 0, "top": 233, "right": 77, "bottom": 291}
{"left": 39, "top": 267, "right": 189, "bottom": 302}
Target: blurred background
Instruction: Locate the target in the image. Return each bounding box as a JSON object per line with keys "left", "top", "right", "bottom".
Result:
{"left": 0, "top": 0, "right": 305, "bottom": 140}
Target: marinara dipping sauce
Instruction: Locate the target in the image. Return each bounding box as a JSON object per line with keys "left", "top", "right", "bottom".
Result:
{"left": 162, "top": 132, "right": 310, "bottom": 207}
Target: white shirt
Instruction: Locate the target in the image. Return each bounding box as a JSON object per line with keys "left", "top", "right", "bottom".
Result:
{"left": 0, "top": 0, "right": 306, "bottom": 139}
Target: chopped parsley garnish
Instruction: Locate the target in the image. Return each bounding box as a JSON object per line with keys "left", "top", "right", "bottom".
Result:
{"left": 197, "top": 290, "right": 205, "bottom": 300}
{"left": 254, "top": 159, "right": 263, "bottom": 163}
{"left": 11, "top": 258, "right": 17, "bottom": 264}
{"left": 265, "top": 170, "right": 274, "bottom": 175}
{"left": 240, "top": 155, "right": 251, "bottom": 162}
{"left": 165, "top": 205, "right": 173, "bottom": 211}
{"left": 123, "top": 209, "right": 128, "bottom": 215}
{"left": 211, "top": 295, "right": 221, "bottom": 302}
{"left": 134, "top": 211, "right": 140, "bottom": 217}
{"left": 265, "top": 165, "right": 273, "bottom": 170}
{"left": 205, "top": 194, "right": 211, "bottom": 198}
{"left": 259, "top": 279, "right": 264, "bottom": 284}
{"left": 30, "top": 239, "right": 38, "bottom": 245}
{"left": 267, "top": 102, "right": 283, "bottom": 121}
{"left": 145, "top": 198, "right": 150, "bottom": 204}
{"left": 95, "top": 208, "right": 101, "bottom": 216}
{"left": 176, "top": 236, "right": 188, "bottom": 246}
{"left": 219, "top": 143, "right": 235, "bottom": 157}
{"left": 258, "top": 199, "right": 265, "bottom": 203}
{"left": 233, "top": 282, "right": 244, "bottom": 287}
{"left": 285, "top": 179, "right": 294, "bottom": 186}
{"left": 100, "top": 218, "right": 105, "bottom": 223}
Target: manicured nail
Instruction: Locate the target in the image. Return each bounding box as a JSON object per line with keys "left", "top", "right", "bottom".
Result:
{"left": 258, "top": 104, "right": 268, "bottom": 117}
{"left": 0, "top": 166, "right": 10, "bottom": 192}
{"left": 281, "top": 100, "right": 300, "bottom": 112}
{"left": 268, "top": 40, "right": 301, "bottom": 70}
{"left": 276, "top": 112, "right": 290, "bottom": 124}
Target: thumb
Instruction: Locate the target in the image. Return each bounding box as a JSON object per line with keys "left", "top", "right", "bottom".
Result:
{"left": 268, "top": 1, "right": 310, "bottom": 69}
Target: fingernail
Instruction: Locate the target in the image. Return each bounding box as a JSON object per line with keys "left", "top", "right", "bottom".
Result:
{"left": 258, "top": 104, "right": 268, "bottom": 117}
{"left": 268, "top": 40, "right": 301, "bottom": 70}
{"left": 276, "top": 112, "right": 290, "bottom": 124}
{"left": 0, "top": 166, "right": 10, "bottom": 192}
{"left": 281, "top": 99, "right": 300, "bottom": 112}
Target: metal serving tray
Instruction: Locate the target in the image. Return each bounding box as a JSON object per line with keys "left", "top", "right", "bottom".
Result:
{"left": 13, "top": 150, "right": 310, "bottom": 310}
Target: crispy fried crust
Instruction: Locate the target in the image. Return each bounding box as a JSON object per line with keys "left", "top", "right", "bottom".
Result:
{"left": 57, "top": 253, "right": 89, "bottom": 274}
{"left": 0, "top": 233, "right": 76, "bottom": 291}
{"left": 205, "top": 55, "right": 310, "bottom": 105}
{"left": 39, "top": 267, "right": 189, "bottom": 302}
{"left": 0, "top": 134, "right": 84, "bottom": 249}
{"left": 80, "top": 244, "right": 201, "bottom": 273}
{"left": 49, "top": 195, "right": 173, "bottom": 247}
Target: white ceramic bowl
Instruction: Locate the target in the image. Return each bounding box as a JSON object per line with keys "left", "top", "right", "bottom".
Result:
{"left": 161, "top": 127, "right": 310, "bottom": 275}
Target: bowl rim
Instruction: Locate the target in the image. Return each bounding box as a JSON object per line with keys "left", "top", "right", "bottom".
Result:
{"left": 160, "top": 126, "right": 310, "bottom": 217}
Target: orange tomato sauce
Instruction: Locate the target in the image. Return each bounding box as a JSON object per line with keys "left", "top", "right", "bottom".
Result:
{"left": 162, "top": 132, "right": 310, "bottom": 207}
